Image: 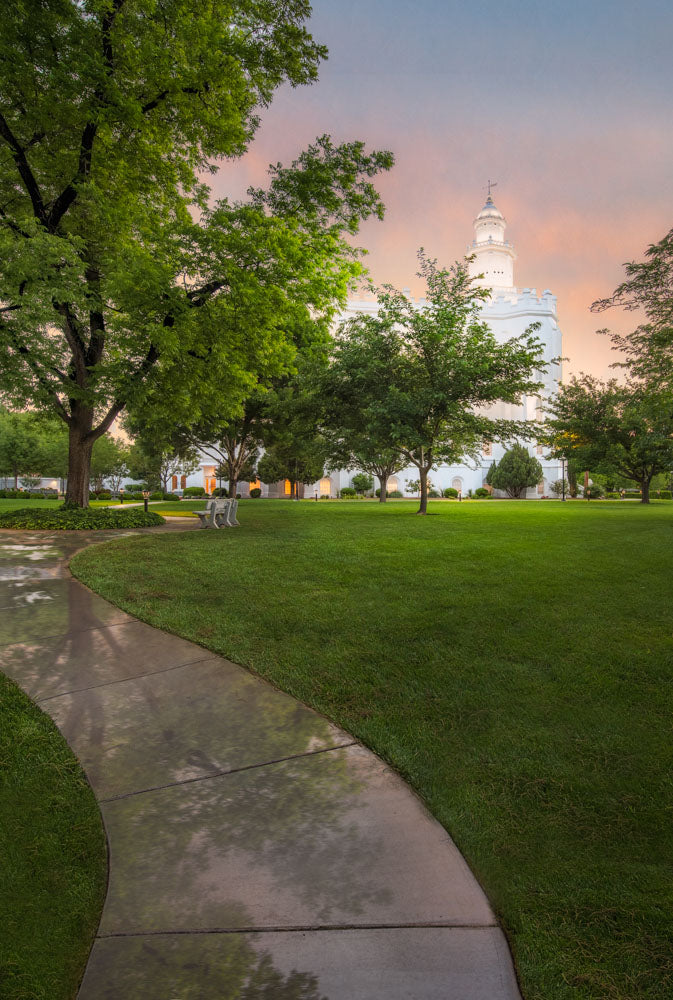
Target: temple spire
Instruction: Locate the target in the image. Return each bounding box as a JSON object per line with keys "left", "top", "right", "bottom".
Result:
{"left": 467, "top": 189, "right": 516, "bottom": 290}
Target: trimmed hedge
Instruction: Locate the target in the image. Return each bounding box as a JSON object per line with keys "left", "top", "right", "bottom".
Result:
{"left": 443, "top": 487, "right": 458, "bottom": 498}
{"left": 0, "top": 506, "right": 165, "bottom": 530}
{"left": 340, "top": 487, "right": 357, "bottom": 498}
{"left": 0, "top": 490, "right": 58, "bottom": 499}
{"left": 183, "top": 486, "right": 205, "bottom": 497}
{"left": 473, "top": 487, "right": 491, "bottom": 498}
{"left": 161, "top": 493, "right": 180, "bottom": 501}
{"left": 249, "top": 487, "right": 262, "bottom": 498}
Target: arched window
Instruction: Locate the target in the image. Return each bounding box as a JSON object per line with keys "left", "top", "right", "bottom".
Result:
{"left": 451, "top": 476, "right": 463, "bottom": 491}
{"left": 249, "top": 479, "right": 260, "bottom": 491}
{"left": 387, "top": 476, "right": 398, "bottom": 492}
{"left": 284, "top": 479, "right": 292, "bottom": 496}
{"left": 319, "top": 477, "right": 331, "bottom": 496}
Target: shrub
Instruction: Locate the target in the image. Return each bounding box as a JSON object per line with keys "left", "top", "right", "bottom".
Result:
{"left": 443, "top": 487, "right": 458, "bottom": 498}
{"left": 0, "top": 506, "right": 165, "bottom": 530}
{"left": 658, "top": 489, "right": 672, "bottom": 499}
{"left": 96, "top": 490, "right": 111, "bottom": 500}
{"left": 428, "top": 489, "right": 440, "bottom": 498}
{"left": 124, "top": 484, "right": 146, "bottom": 493}
{"left": 584, "top": 483, "right": 604, "bottom": 499}
{"left": 161, "top": 493, "right": 180, "bottom": 501}
{"left": 388, "top": 490, "right": 403, "bottom": 498}
{"left": 183, "top": 486, "right": 205, "bottom": 497}
{"left": 320, "top": 494, "right": 330, "bottom": 499}
{"left": 351, "top": 472, "right": 374, "bottom": 495}
{"left": 473, "top": 487, "right": 490, "bottom": 498}
{"left": 605, "top": 492, "right": 620, "bottom": 499}
{"left": 340, "top": 487, "right": 357, "bottom": 498}
{"left": 131, "top": 492, "right": 144, "bottom": 501}
{"left": 550, "top": 479, "right": 571, "bottom": 497}
{"left": 487, "top": 444, "right": 542, "bottom": 498}
{"left": 250, "top": 487, "right": 261, "bottom": 498}
{"left": 149, "top": 491, "right": 163, "bottom": 501}
{"left": 212, "top": 487, "right": 228, "bottom": 497}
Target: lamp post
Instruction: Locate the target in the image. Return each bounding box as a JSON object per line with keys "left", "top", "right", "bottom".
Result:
{"left": 142, "top": 490, "right": 150, "bottom": 513}
{"left": 119, "top": 488, "right": 124, "bottom": 505}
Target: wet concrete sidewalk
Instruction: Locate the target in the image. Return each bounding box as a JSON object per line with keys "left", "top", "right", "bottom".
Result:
{"left": 0, "top": 528, "right": 522, "bottom": 1000}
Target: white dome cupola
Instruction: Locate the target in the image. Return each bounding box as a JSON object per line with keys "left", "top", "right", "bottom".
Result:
{"left": 468, "top": 187, "right": 517, "bottom": 291}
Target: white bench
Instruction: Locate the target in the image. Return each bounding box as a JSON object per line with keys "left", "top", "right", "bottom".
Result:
{"left": 196, "top": 498, "right": 240, "bottom": 529}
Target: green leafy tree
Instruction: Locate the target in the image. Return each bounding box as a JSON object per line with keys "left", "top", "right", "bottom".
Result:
{"left": 592, "top": 228, "right": 673, "bottom": 385}
{"left": 164, "top": 388, "right": 268, "bottom": 501}
{"left": 127, "top": 436, "right": 199, "bottom": 493}
{"left": 257, "top": 445, "right": 325, "bottom": 500}
{"left": 89, "top": 435, "right": 130, "bottom": 493}
{"left": 351, "top": 472, "right": 374, "bottom": 495}
{"left": 316, "top": 347, "right": 406, "bottom": 502}
{"left": 486, "top": 444, "right": 542, "bottom": 498}
{"left": 0, "top": 409, "right": 44, "bottom": 488}
{"left": 0, "top": 3, "right": 392, "bottom": 507}
{"left": 545, "top": 376, "right": 673, "bottom": 504}
{"left": 326, "top": 253, "right": 545, "bottom": 514}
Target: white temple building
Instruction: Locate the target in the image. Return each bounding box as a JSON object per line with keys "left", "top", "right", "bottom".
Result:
{"left": 189, "top": 192, "right": 563, "bottom": 499}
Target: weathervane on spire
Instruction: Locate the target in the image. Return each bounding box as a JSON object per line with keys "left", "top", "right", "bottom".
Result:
{"left": 485, "top": 179, "right": 497, "bottom": 198}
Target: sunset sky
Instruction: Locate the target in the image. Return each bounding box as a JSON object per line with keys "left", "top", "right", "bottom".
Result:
{"left": 215, "top": 0, "right": 673, "bottom": 379}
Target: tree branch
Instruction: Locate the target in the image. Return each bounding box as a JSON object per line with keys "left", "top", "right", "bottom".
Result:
{"left": 0, "top": 112, "right": 47, "bottom": 224}
{"left": 3, "top": 326, "right": 71, "bottom": 424}
{"left": 141, "top": 85, "right": 201, "bottom": 115}
{"left": 89, "top": 341, "right": 159, "bottom": 443}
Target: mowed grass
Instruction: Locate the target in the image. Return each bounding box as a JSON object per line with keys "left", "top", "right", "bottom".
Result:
{"left": 0, "top": 498, "right": 61, "bottom": 512}
{"left": 0, "top": 674, "right": 107, "bottom": 1000}
{"left": 71, "top": 500, "right": 673, "bottom": 1000}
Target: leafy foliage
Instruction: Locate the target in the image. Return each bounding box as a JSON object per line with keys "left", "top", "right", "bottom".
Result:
{"left": 545, "top": 376, "right": 673, "bottom": 503}
{"left": 351, "top": 473, "right": 374, "bottom": 494}
{"left": 0, "top": 2, "right": 392, "bottom": 506}
{"left": 592, "top": 228, "right": 673, "bottom": 385}
{"left": 487, "top": 444, "right": 542, "bottom": 497}
{"left": 0, "top": 506, "right": 164, "bottom": 530}
{"left": 321, "top": 252, "right": 545, "bottom": 513}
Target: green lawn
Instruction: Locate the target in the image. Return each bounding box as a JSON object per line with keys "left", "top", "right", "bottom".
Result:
{"left": 70, "top": 500, "right": 673, "bottom": 999}
{"left": 0, "top": 674, "right": 106, "bottom": 1000}
{"left": 146, "top": 501, "right": 206, "bottom": 516}
{"left": 0, "top": 498, "right": 62, "bottom": 512}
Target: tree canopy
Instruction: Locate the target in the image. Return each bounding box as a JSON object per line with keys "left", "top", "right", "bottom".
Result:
{"left": 320, "top": 253, "right": 546, "bottom": 513}
{"left": 544, "top": 376, "right": 673, "bottom": 503}
{"left": 592, "top": 228, "right": 673, "bottom": 386}
{"left": 0, "top": 1, "right": 392, "bottom": 506}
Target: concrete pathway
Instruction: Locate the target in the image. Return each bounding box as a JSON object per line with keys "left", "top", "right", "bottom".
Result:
{"left": 0, "top": 527, "right": 522, "bottom": 1000}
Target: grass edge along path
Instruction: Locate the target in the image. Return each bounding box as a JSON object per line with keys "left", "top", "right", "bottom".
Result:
{"left": 0, "top": 673, "right": 107, "bottom": 1000}
{"left": 70, "top": 500, "right": 673, "bottom": 1000}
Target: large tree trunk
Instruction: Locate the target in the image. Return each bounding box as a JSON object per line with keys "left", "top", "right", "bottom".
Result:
{"left": 65, "top": 420, "right": 95, "bottom": 508}
{"left": 377, "top": 471, "right": 388, "bottom": 503}
{"left": 641, "top": 478, "right": 651, "bottom": 504}
{"left": 417, "top": 466, "right": 429, "bottom": 515}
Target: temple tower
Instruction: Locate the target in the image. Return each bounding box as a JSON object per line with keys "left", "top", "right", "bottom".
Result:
{"left": 467, "top": 192, "right": 517, "bottom": 290}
